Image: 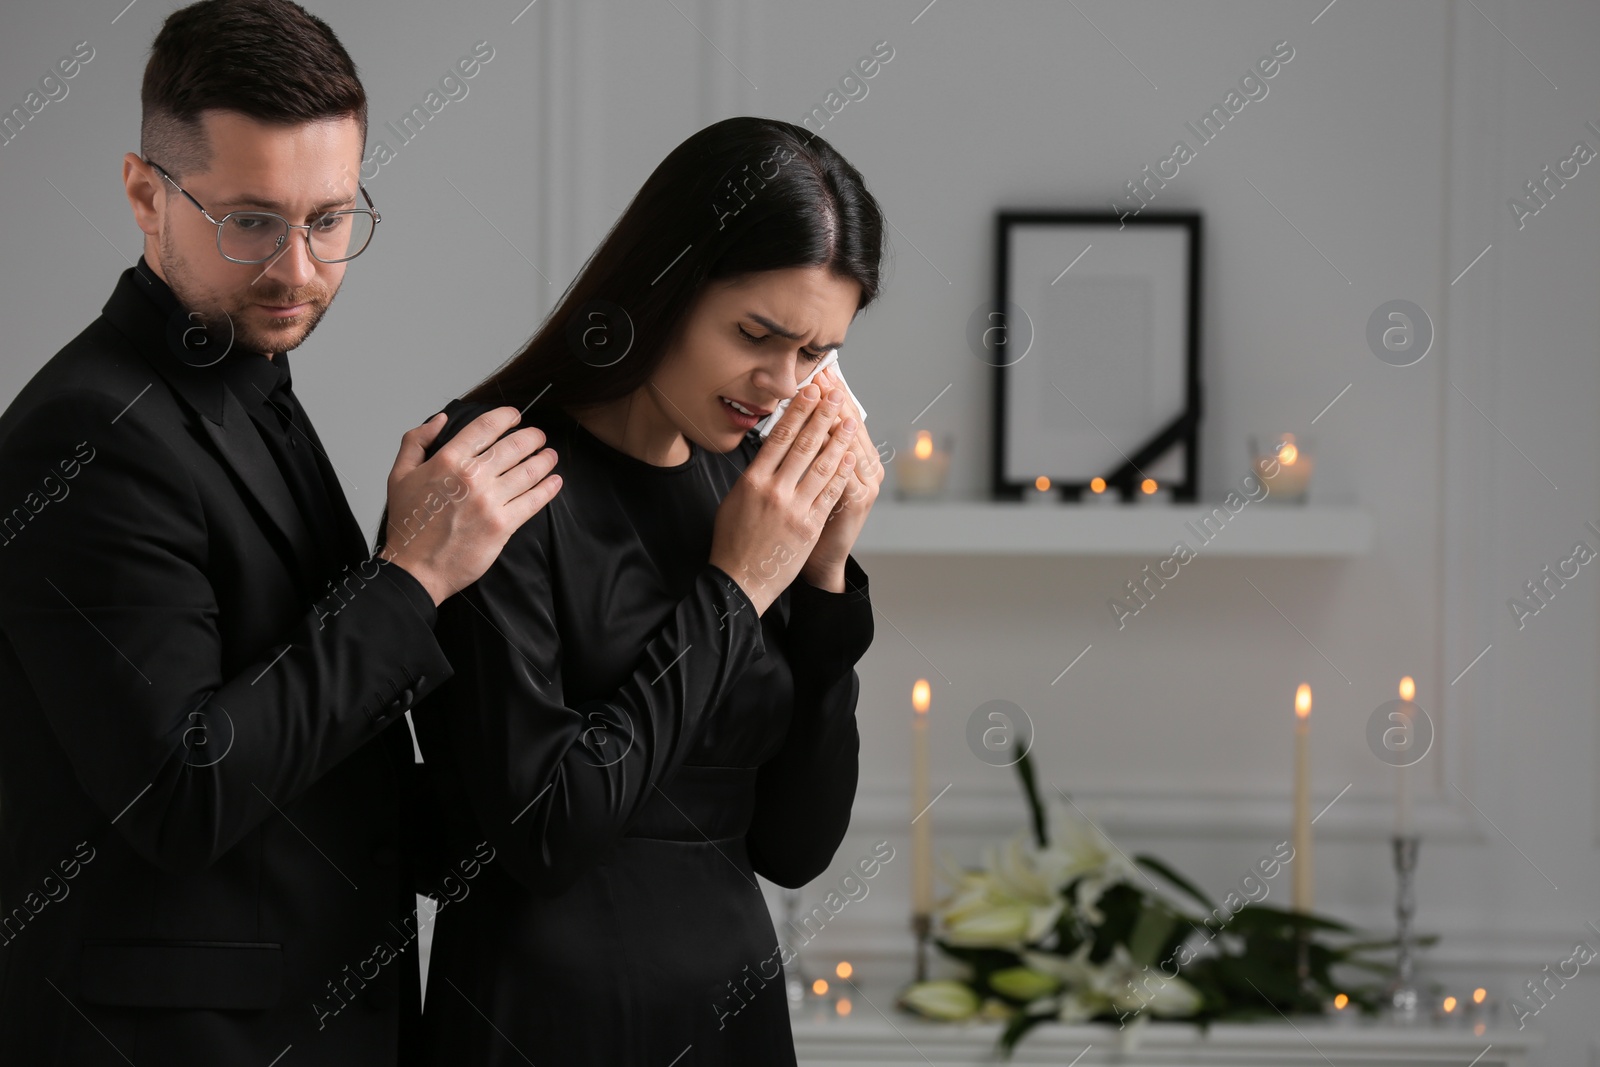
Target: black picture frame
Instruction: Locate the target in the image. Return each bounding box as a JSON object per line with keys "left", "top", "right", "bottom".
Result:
{"left": 989, "top": 211, "right": 1202, "bottom": 502}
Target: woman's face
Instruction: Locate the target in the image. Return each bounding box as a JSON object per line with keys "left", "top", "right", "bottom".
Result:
{"left": 653, "top": 264, "right": 862, "bottom": 452}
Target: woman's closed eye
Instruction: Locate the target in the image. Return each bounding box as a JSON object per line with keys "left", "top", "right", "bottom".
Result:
{"left": 738, "top": 325, "right": 828, "bottom": 363}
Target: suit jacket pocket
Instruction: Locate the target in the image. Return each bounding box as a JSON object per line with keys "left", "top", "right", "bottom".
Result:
{"left": 78, "top": 939, "right": 283, "bottom": 1009}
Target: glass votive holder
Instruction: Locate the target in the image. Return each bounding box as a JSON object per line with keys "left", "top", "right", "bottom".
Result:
{"left": 1249, "top": 432, "right": 1314, "bottom": 504}
{"left": 1134, "top": 477, "right": 1172, "bottom": 504}
{"left": 1022, "top": 475, "right": 1060, "bottom": 505}
{"left": 1079, "top": 477, "right": 1120, "bottom": 505}
{"left": 1465, "top": 987, "right": 1493, "bottom": 1030}
{"left": 1324, "top": 992, "right": 1358, "bottom": 1026}
{"left": 894, "top": 430, "right": 951, "bottom": 501}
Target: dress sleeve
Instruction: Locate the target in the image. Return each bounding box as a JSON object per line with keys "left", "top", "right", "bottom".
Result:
{"left": 746, "top": 553, "right": 874, "bottom": 888}
{"left": 418, "top": 501, "right": 768, "bottom": 897}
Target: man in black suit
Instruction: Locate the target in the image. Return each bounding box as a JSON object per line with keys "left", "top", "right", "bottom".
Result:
{"left": 0, "top": 1, "right": 562, "bottom": 1063}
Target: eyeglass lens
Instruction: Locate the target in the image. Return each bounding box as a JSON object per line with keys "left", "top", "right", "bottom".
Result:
{"left": 219, "top": 211, "right": 375, "bottom": 263}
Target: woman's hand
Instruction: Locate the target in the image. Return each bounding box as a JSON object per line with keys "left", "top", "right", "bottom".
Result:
{"left": 801, "top": 365, "right": 882, "bottom": 591}
{"left": 708, "top": 382, "right": 858, "bottom": 616}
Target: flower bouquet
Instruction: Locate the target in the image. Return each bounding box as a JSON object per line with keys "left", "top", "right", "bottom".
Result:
{"left": 898, "top": 751, "right": 1432, "bottom": 1055}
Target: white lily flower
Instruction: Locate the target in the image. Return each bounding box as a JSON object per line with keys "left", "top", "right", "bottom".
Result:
{"left": 1096, "top": 945, "right": 1203, "bottom": 1018}
{"left": 901, "top": 980, "right": 980, "bottom": 1021}
{"left": 943, "top": 903, "right": 1033, "bottom": 948}
{"left": 1056, "top": 989, "right": 1104, "bottom": 1023}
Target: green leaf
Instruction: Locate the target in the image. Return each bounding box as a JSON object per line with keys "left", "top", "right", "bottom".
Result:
{"left": 1127, "top": 905, "right": 1179, "bottom": 968}
{"left": 1015, "top": 749, "right": 1049, "bottom": 848}
{"left": 998, "top": 1011, "right": 1055, "bottom": 1057}
{"left": 1135, "top": 854, "right": 1217, "bottom": 912}
{"left": 1087, "top": 884, "right": 1145, "bottom": 962}
{"left": 1222, "top": 904, "right": 1355, "bottom": 935}
{"left": 933, "top": 940, "right": 1024, "bottom": 982}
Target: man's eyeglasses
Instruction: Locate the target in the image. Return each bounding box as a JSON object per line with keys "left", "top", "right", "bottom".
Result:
{"left": 144, "top": 158, "right": 380, "bottom": 265}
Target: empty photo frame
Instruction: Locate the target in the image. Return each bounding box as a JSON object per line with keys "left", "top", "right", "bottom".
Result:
{"left": 989, "top": 211, "right": 1201, "bottom": 501}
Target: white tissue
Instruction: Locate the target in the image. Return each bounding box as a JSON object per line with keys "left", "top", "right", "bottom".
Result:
{"left": 754, "top": 348, "right": 867, "bottom": 439}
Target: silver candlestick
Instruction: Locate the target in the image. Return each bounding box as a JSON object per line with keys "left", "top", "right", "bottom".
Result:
{"left": 1385, "top": 834, "right": 1421, "bottom": 1022}
{"left": 912, "top": 912, "right": 931, "bottom": 983}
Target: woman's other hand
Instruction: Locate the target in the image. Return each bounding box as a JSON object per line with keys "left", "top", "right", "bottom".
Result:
{"left": 709, "top": 381, "right": 857, "bottom": 615}
{"left": 800, "top": 365, "right": 881, "bottom": 591}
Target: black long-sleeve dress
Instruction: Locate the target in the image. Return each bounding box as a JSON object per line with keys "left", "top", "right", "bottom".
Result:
{"left": 411, "top": 398, "right": 874, "bottom": 1066}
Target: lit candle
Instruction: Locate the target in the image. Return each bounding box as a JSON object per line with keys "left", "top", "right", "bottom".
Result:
{"left": 1254, "top": 433, "right": 1315, "bottom": 503}
{"left": 894, "top": 430, "right": 950, "bottom": 499}
{"left": 1292, "top": 683, "right": 1314, "bottom": 912}
{"left": 1397, "top": 676, "right": 1415, "bottom": 836}
{"left": 1135, "top": 477, "right": 1172, "bottom": 504}
{"left": 912, "top": 679, "right": 932, "bottom": 916}
{"left": 1468, "top": 987, "right": 1489, "bottom": 1034}
{"left": 1024, "top": 474, "right": 1057, "bottom": 505}
{"left": 1083, "top": 476, "right": 1117, "bottom": 505}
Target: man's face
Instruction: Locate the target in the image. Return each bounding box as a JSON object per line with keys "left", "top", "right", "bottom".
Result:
{"left": 125, "top": 110, "right": 365, "bottom": 357}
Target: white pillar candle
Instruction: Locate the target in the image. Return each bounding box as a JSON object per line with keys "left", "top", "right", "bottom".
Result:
{"left": 1292, "top": 684, "right": 1314, "bottom": 913}
{"left": 1397, "top": 676, "right": 1416, "bottom": 835}
{"left": 911, "top": 680, "right": 933, "bottom": 916}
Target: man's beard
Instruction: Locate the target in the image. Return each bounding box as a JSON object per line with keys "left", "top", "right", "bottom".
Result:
{"left": 160, "top": 228, "right": 334, "bottom": 358}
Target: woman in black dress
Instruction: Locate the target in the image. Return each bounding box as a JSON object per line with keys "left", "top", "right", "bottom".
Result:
{"left": 407, "top": 117, "right": 886, "bottom": 1064}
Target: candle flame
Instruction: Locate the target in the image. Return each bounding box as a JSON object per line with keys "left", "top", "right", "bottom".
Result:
{"left": 1295, "top": 683, "right": 1312, "bottom": 718}
{"left": 1443, "top": 996, "right": 1457, "bottom": 1013}
{"left": 1090, "top": 476, "right": 1106, "bottom": 494}
{"left": 812, "top": 979, "right": 828, "bottom": 996}
{"left": 912, "top": 679, "right": 930, "bottom": 714}
{"left": 914, "top": 430, "right": 933, "bottom": 460}
{"left": 835, "top": 997, "right": 853, "bottom": 1016}
{"left": 1333, "top": 993, "right": 1349, "bottom": 1009}
{"left": 1034, "top": 475, "right": 1051, "bottom": 492}
{"left": 1140, "top": 478, "right": 1158, "bottom": 494}
{"left": 1399, "top": 676, "right": 1416, "bottom": 701}
{"left": 835, "top": 961, "right": 853, "bottom": 979}
{"left": 1473, "top": 987, "right": 1487, "bottom": 1004}
{"left": 1280, "top": 442, "right": 1299, "bottom": 466}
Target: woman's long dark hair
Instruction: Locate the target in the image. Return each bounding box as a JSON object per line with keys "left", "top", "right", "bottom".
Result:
{"left": 463, "top": 115, "right": 887, "bottom": 411}
{"left": 373, "top": 116, "right": 886, "bottom": 554}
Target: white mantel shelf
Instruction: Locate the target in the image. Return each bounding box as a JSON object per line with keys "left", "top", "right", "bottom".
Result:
{"left": 792, "top": 1008, "right": 1538, "bottom": 1066}
{"left": 854, "top": 502, "right": 1373, "bottom": 558}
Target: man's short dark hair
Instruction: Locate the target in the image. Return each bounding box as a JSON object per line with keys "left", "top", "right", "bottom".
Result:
{"left": 141, "top": 0, "right": 367, "bottom": 180}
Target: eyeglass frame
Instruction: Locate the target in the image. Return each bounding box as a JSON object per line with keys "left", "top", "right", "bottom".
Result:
{"left": 143, "top": 157, "right": 381, "bottom": 265}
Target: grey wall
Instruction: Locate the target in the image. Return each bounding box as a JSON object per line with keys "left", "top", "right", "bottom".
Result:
{"left": 2, "top": 1, "right": 1596, "bottom": 1061}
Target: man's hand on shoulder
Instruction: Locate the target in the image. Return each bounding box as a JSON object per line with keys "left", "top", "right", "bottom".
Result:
{"left": 380, "top": 404, "right": 562, "bottom": 605}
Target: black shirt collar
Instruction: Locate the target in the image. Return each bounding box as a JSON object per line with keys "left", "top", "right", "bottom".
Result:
{"left": 131, "top": 254, "right": 290, "bottom": 413}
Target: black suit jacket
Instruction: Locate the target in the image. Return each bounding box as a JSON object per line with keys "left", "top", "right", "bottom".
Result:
{"left": 0, "top": 264, "right": 455, "bottom": 1065}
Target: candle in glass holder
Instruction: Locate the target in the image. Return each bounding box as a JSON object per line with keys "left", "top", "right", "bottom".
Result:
{"left": 1024, "top": 475, "right": 1058, "bottom": 505}
{"left": 1251, "top": 433, "right": 1314, "bottom": 503}
{"left": 1467, "top": 987, "right": 1490, "bottom": 1034}
{"left": 1082, "top": 476, "right": 1118, "bottom": 505}
{"left": 1135, "top": 477, "right": 1172, "bottom": 504}
{"left": 894, "top": 430, "right": 950, "bottom": 500}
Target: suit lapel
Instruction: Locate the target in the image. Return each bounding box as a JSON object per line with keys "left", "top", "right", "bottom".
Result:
{"left": 201, "top": 386, "right": 319, "bottom": 572}
{"left": 104, "top": 264, "right": 318, "bottom": 587}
